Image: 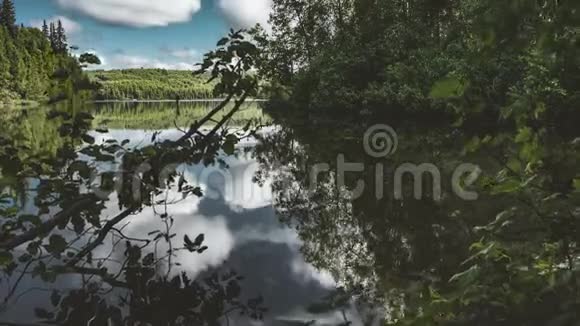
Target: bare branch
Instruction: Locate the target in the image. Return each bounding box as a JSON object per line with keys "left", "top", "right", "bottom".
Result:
{"left": 175, "top": 93, "right": 234, "bottom": 145}
{"left": 66, "top": 206, "right": 138, "bottom": 267}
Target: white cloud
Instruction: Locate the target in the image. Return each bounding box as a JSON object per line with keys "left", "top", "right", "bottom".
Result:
{"left": 56, "top": 0, "right": 202, "bottom": 28}
{"left": 53, "top": 0, "right": 272, "bottom": 30}
{"left": 103, "top": 54, "right": 195, "bottom": 70}
{"left": 217, "top": 0, "right": 272, "bottom": 29}
{"left": 30, "top": 15, "right": 82, "bottom": 35}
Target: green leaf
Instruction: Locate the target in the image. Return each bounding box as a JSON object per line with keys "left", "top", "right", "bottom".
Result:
{"left": 464, "top": 137, "right": 481, "bottom": 153}
{"left": 515, "top": 127, "right": 532, "bottom": 143}
{"left": 68, "top": 161, "right": 91, "bottom": 179}
{"left": 491, "top": 179, "right": 521, "bottom": 195}
{"left": 449, "top": 265, "right": 480, "bottom": 287}
{"left": 142, "top": 146, "right": 157, "bottom": 157}
{"left": 32, "top": 261, "right": 46, "bottom": 278}
{"left": 18, "top": 253, "right": 32, "bottom": 263}
{"left": 223, "top": 140, "right": 235, "bottom": 155}
{"left": 574, "top": 178, "right": 580, "bottom": 193}
{"left": 507, "top": 158, "right": 523, "bottom": 174}
{"left": 194, "top": 233, "right": 205, "bottom": 246}
{"left": 429, "top": 76, "right": 468, "bottom": 99}
{"left": 81, "top": 134, "right": 95, "bottom": 144}
{"left": 0, "top": 251, "right": 13, "bottom": 266}
{"left": 191, "top": 187, "right": 203, "bottom": 197}
{"left": 27, "top": 241, "right": 40, "bottom": 255}
{"left": 217, "top": 37, "right": 229, "bottom": 46}
{"left": 222, "top": 135, "right": 239, "bottom": 155}
{"left": 45, "top": 234, "right": 67, "bottom": 255}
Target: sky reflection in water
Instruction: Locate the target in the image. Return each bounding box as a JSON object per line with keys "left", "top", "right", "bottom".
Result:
{"left": 3, "top": 126, "right": 367, "bottom": 325}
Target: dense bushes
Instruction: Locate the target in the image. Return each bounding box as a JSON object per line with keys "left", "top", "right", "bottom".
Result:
{"left": 267, "top": 0, "right": 580, "bottom": 121}
{"left": 261, "top": 0, "right": 580, "bottom": 324}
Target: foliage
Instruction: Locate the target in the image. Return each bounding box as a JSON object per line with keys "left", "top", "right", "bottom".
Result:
{"left": 78, "top": 52, "right": 102, "bottom": 66}
{"left": 252, "top": 0, "right": 580, "bottom": 324}
{"left": 0, "top": 0, "right": 16, "bottom": 36}
{"left": 88, "top": 69, "right": 216, "bottom": 100}
{"left": 0, "top": 15, "right": 93, "bottom": 105}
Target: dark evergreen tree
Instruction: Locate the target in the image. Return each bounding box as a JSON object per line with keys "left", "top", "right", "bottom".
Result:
{"left": 42, "top": 19, "right": 49, "bottom": 38}
{"left": 49, "top": 21, "right": 56, "bottom": 50}
{"left": 55, "top": 19, "right": 67, "bottom": 53}
{"left": 0, "top": 0, "right": 16, "bottom": 36}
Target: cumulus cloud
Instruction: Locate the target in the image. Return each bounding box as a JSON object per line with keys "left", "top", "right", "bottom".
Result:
{"left": 30, "top": 15, "right": 82, "bottom": 35}
{"left": 217, "top": 0, "right": 272, "bottom": 29}
{"left": 53, "top": 0, "right": 271, "bottom": 30}
{"left": 104, "top": 54, "right": 195, "bottom": 70}
{"left": 56, "top": 0, "right": 202, "bottom": 28}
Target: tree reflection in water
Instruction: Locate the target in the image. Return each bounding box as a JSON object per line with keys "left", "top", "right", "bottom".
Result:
{"left": 252, "top": 107, "right": 580, "bottom": 324}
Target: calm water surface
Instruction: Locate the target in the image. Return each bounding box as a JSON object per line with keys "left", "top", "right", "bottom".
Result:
{"left": 4, "top": 101, "right": 570, "bottom": 325}
{"left": 1, "top": 102, "right": 370, "bottom": 325}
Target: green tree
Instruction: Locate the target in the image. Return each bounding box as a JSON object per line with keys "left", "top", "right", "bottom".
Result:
{"left": 0, "top": 19, "right": 92, "bottom": 103}
{"left": 49, "top": 21, "right": 56, "bottom": 50}
{"left": 0, "top": 0, "right": 16, "bottom": 36}
{"left": 41, "top": 19, "right": 49, "bottom": 38}
{"left": 78, "top": 53, "right": 101, "bottom": 66}
{"left": 55, "top": 19, "right": 67, "bottom": 53}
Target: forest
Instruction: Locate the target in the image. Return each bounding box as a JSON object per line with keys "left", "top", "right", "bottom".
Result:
{"left": 0, "top": 0, "right": 91, "bottom": 106}
{"left": 0, "top": 0, "right": 579, "bottom": 325}
{"left": 88, "top": 69, "right": 216, "bottom": 100}
{"left": 255, "top": 0, "right": 580, "bottom": 324}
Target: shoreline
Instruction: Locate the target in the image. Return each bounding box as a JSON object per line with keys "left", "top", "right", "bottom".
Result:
{"left": 0, "top": 100, "right": 41, "bottom": 110}
{"left": 91, "top": 99, "right": 268, "bottom": 104}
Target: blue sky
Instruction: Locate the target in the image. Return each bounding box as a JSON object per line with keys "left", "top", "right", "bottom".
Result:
{"left": 15, "top": 0, "right": 271, "bottom": 70}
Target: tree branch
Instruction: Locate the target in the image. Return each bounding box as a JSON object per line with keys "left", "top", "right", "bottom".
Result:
{"left": 205, "top": 90, "right": 253, "bottom": 139}
{"left": 175, "top": 93, "right": 234, "bottom": 145}
{"left": 0, "top": 195, "right": 98, "bottom": 251}
{"left": 66, "top": 206, "right": 138, "bottom": 267}
{"left": 55, "top": 265, "right": 129, "bottom": 288}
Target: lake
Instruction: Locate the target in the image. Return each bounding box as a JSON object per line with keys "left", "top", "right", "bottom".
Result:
{"left": 0, "top": 101, "right": 377, "bottom": 325}
{"left": 0, "top": 100, "right": 578, "bottom": 325}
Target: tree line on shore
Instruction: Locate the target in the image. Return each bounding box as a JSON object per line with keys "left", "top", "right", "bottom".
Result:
{"left": 88, "top": 69, "right": 216, "bottom": 100}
